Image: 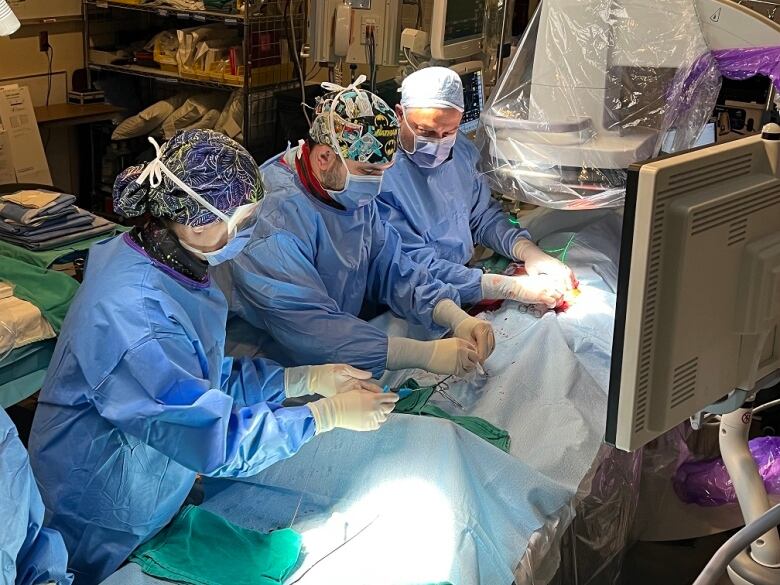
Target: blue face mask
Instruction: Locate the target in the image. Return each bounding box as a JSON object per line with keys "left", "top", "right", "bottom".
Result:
{"left": 200, "top": 224, "right": 255, "bottom": 265}
{"left": 402, "top": 113, "right": 457, "bottom": 169}
{"left": 179, "top": 210, "right": 259, "bottom": 266}
{"left": 327, "top": 169, "right": 384, "bottom": 210}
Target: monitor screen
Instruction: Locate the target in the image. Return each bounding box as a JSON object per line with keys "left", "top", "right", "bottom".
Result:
{"left": 444, "top": 0, "right": 485, "bottom": 44}
{"left": 660, "top": 122, "right": 716, "bottom": 154}
{"left": 607, "top": 131, "right": 780, "bottom": 451}
{"left": 459, "top": 70, "right": 484, "bottom": 134}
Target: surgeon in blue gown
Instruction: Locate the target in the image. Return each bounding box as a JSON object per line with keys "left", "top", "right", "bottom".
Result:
{"left": 225, "top": 77, "right": 495, "bottom": 379}
{"left": 378, "top": 67, "right": 578, "bottom": 308}
{"left": 1, "top": 409, "right": 72, "bottom": 585}
{"left": 28, "top": 130, "right": 396, "bottom": 584}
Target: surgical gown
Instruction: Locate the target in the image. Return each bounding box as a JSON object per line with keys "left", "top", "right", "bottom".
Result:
{"left": 0, "top": 409, "right": 72, "bottom": 585}
{"left": 225, "top": 150, "right": 460, "bottom": 378}
{"left": 28, "top": 234, "right": 316, "bottom": 585}
{"left": 378, "top": 137, "right": 531, "bottom": 304}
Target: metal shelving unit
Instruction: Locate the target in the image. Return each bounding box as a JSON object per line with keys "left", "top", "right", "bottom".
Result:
{"left": 84, "top": 0, "right": 250, "bottom": 24}
{"left": 82, "top": 0, "right": 304, "bottom": 155}
{"left": 81, "top": 0, "right": 304, "bottom": 215}
{"left": 88, "top": 62, "right": 240, "bottom": 90}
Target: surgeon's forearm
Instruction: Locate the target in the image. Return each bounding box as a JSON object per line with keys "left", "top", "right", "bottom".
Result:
{"left": 512, "top": 237, "right": 538, "bottom": 262}
{"left": 386, "top": 337, "right": 435, "bottom": 371}
{"left": 431, "top": 299, "right": 470, "bottom": 332}
{"left": 223, "top": 356, "right": 286, "bottom": 406}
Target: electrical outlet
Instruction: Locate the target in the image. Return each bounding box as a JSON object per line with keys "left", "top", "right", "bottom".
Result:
{"left": 38, "top": 31, "right": 49, "bottom": 52}
{"left": 360, "top": 17, "right": 378, "bottom": 45}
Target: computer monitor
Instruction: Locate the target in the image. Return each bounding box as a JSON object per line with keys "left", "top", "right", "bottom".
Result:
{"left": 660, "top": 122, "right": 717, "bottom": 155}
{"left": 458, "top": 69, "right": 484, "bottom": 135}
{"left": 607, "top": 125, "right": 780, "bottom": 452}
{"left": 430, "top": 0, "right": 485, "bottom": 60}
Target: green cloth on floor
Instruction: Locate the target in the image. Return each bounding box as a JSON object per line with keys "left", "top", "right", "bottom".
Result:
{"left": 394, "top": 380, "right": 511, "bottom": 452}
{"left": 0, "top": 229, "right": 126, "bottom": 268}
{"left": 0, "top": 256, "right": 78, "bottom": 333}
{"left": 130, "top": 505, "right": 302, "bottom": 585}
{"left": 0, "top": 339, "right": 55, "bottom": 407}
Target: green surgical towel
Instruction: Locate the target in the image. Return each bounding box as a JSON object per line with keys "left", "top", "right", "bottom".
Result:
{"left": 0, "top": 229, "right": 126, "bottom": 268}
{"left": 394, "top": 380, "right": 511, "bottom": 452}
{"left": 0, "top": 255, "right": 79, "bottom": 332}
{"left": 130, "top": 506, "right": 302, "bottom": 585}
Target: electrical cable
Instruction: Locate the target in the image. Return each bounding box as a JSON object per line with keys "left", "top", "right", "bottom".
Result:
{"left": 368, "top": 27, "right": 377, "bottom": 93}
{"left": 415, "top": 0, "right": 423, "bottom": 29}
{"left": 693, "top": 503, "right": 780, "bottom": 585}
{"left": 284, "top": 0, "right": 310, "bottom": 124}
{"left": 334, "top": 58, "right": 343, "bottom": 85}
{"left": 43, "top": 44, "right": 54, "bottom": 149}
{"left": 403, "top": 47, "right": 420, "bottom": 70}
{"left": 45, "top": 45, "right": 53, "bottom": 107}
{"left": 753, "top": 398, "right": 780, "bottom": 415}
{"left": 286, "top": 515, "right": 380, "bottom": 585}
{"left": 305, "top": 62, "right": 321, "bottom": 81}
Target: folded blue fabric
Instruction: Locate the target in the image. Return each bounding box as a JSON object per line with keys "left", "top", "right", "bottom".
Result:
{"left": 0, "top": 194, "right": 76, "bottom": 226}
{"left": 0, "top": 216, "right": 116, "bottom": 250}
{"left": 0, "top": 210, "right": 93, "bottom": 237}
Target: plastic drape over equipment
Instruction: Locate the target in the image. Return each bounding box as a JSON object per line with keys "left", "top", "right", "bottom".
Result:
{"left": 478, "top": 0, "right": 721, "bottom": 209}
{"left": 674, "top": 435, "right": 780, "bottom": 507}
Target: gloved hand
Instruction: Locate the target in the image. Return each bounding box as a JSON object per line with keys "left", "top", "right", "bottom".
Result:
{"left": 386, "top": 337, "right": 480, "bottom": 376}
{"left": 427, "top": 337, "right": 482, "bottom": 376}
{"left": 285, "top": 364, "right": 379, "bottom": 398}
{"left": 481, "top": 273, "right": 564, "bottom": 309}
{"left": 307, "top": 388, "right": 399, "bottom": 433}
{"left": 452, "top": 316, "right": 495, "bottom": 363}
{"left": 432, "top": 299, "right": 495, "bottom": 363}
{"left": 513, "top": 239, "right": 578, "bottom": 291}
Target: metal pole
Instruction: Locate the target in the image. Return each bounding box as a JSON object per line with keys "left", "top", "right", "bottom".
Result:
{"left": 82, "top": 1, "right": 91, "bottom": 88}
{"left": 495, "top": 0, "right": 512, "bottom": 82}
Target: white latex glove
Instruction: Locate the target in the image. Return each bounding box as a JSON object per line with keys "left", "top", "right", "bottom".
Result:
{"left": 452, "top": 317, "right": 494, "bottom": 363}
{"left": 427, "top": 337, "right": 482, "bottom": 375}
{"left": 432, "top": 299, "right": 495, "bottom": 363}
{"left": 307, "top": 388, "right": 399, "bottom": 433}
{"left": 285, "top": 364, "right": 379, "bottom": 398}
{"left": 386, "top": 337, "right": 480, "bottom": 376}
{"left": 513, "top": 239, "right": 578, "bottom": 291}
{"left": 481, "top": 273, "right": 564, "bottom": 309}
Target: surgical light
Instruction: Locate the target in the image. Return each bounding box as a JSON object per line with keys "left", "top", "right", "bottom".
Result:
{"left": 0, "top": 0, "right": 20, "bottom": 37}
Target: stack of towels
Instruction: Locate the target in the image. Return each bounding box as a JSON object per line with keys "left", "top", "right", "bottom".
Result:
{"left": 0, "top": 190, "right": 116, "bottom": 251}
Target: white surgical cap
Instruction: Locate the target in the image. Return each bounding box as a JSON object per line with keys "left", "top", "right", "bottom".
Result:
{"left": 400, "top": 67, "right": 464, "bottom": 112}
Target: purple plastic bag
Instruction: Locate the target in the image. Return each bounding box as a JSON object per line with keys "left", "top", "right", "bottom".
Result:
{"left": 712, "top": 46, "right": 780, "bottom": 94}
{"left": 680, "top": 46, "right": 780, "bottom": 112}
{"left": 673, "top": 436, "right": 780, "bottom": 507}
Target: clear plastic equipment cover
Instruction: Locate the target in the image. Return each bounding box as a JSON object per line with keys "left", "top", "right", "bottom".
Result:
{"left": 477, "top": 0, "right": 721, "bottom": 209}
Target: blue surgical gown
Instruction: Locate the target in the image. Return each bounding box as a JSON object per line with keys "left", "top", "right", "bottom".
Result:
{"left": 0, "top": 409, "right": 72, "bottom": 585}
{"left": 377, "top": 137, "right": 531, "bottom": 304}
{"left": 226, "top": 150, "right": 460, "bottom": 378}
{"left": 28, "top": 234, "right": 315, "bottom": 585}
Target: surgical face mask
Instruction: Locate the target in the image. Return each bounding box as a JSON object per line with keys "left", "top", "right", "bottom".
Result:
{"left": 326, "top": 162, "right": 384, "bottom": 210}
{"left": 178, "top": 204, "right": 259, "bottom": 266}
{"left": 179, "top": 219, "right": 256, "bottom": 266}
{"left": 318, "top": 78, "right": 386, "bottom": 209}
{"left": 401, "top": 113, "right": 457, "bottom": 169}
{"left": 137, "top": 137, "right": 260, "bottom": 264}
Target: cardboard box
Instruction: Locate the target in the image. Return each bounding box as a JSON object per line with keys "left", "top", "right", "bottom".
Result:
{"left": 0, "top": 85, "right": 52, "bottom": 185}
{"left": 0, "top": 129, "right": 16, "bottom": 184}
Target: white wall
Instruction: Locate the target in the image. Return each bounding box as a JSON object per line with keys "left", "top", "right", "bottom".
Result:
{"left": 0, "top": 20, "right": 85, "bottom": 190}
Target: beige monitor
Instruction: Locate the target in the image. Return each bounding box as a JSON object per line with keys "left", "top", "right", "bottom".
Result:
{"left": 430, "top": 0, "right": 485, "bottom": 60}
{"left": 607, "top": 125, "right": 780, "bottom": 452}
